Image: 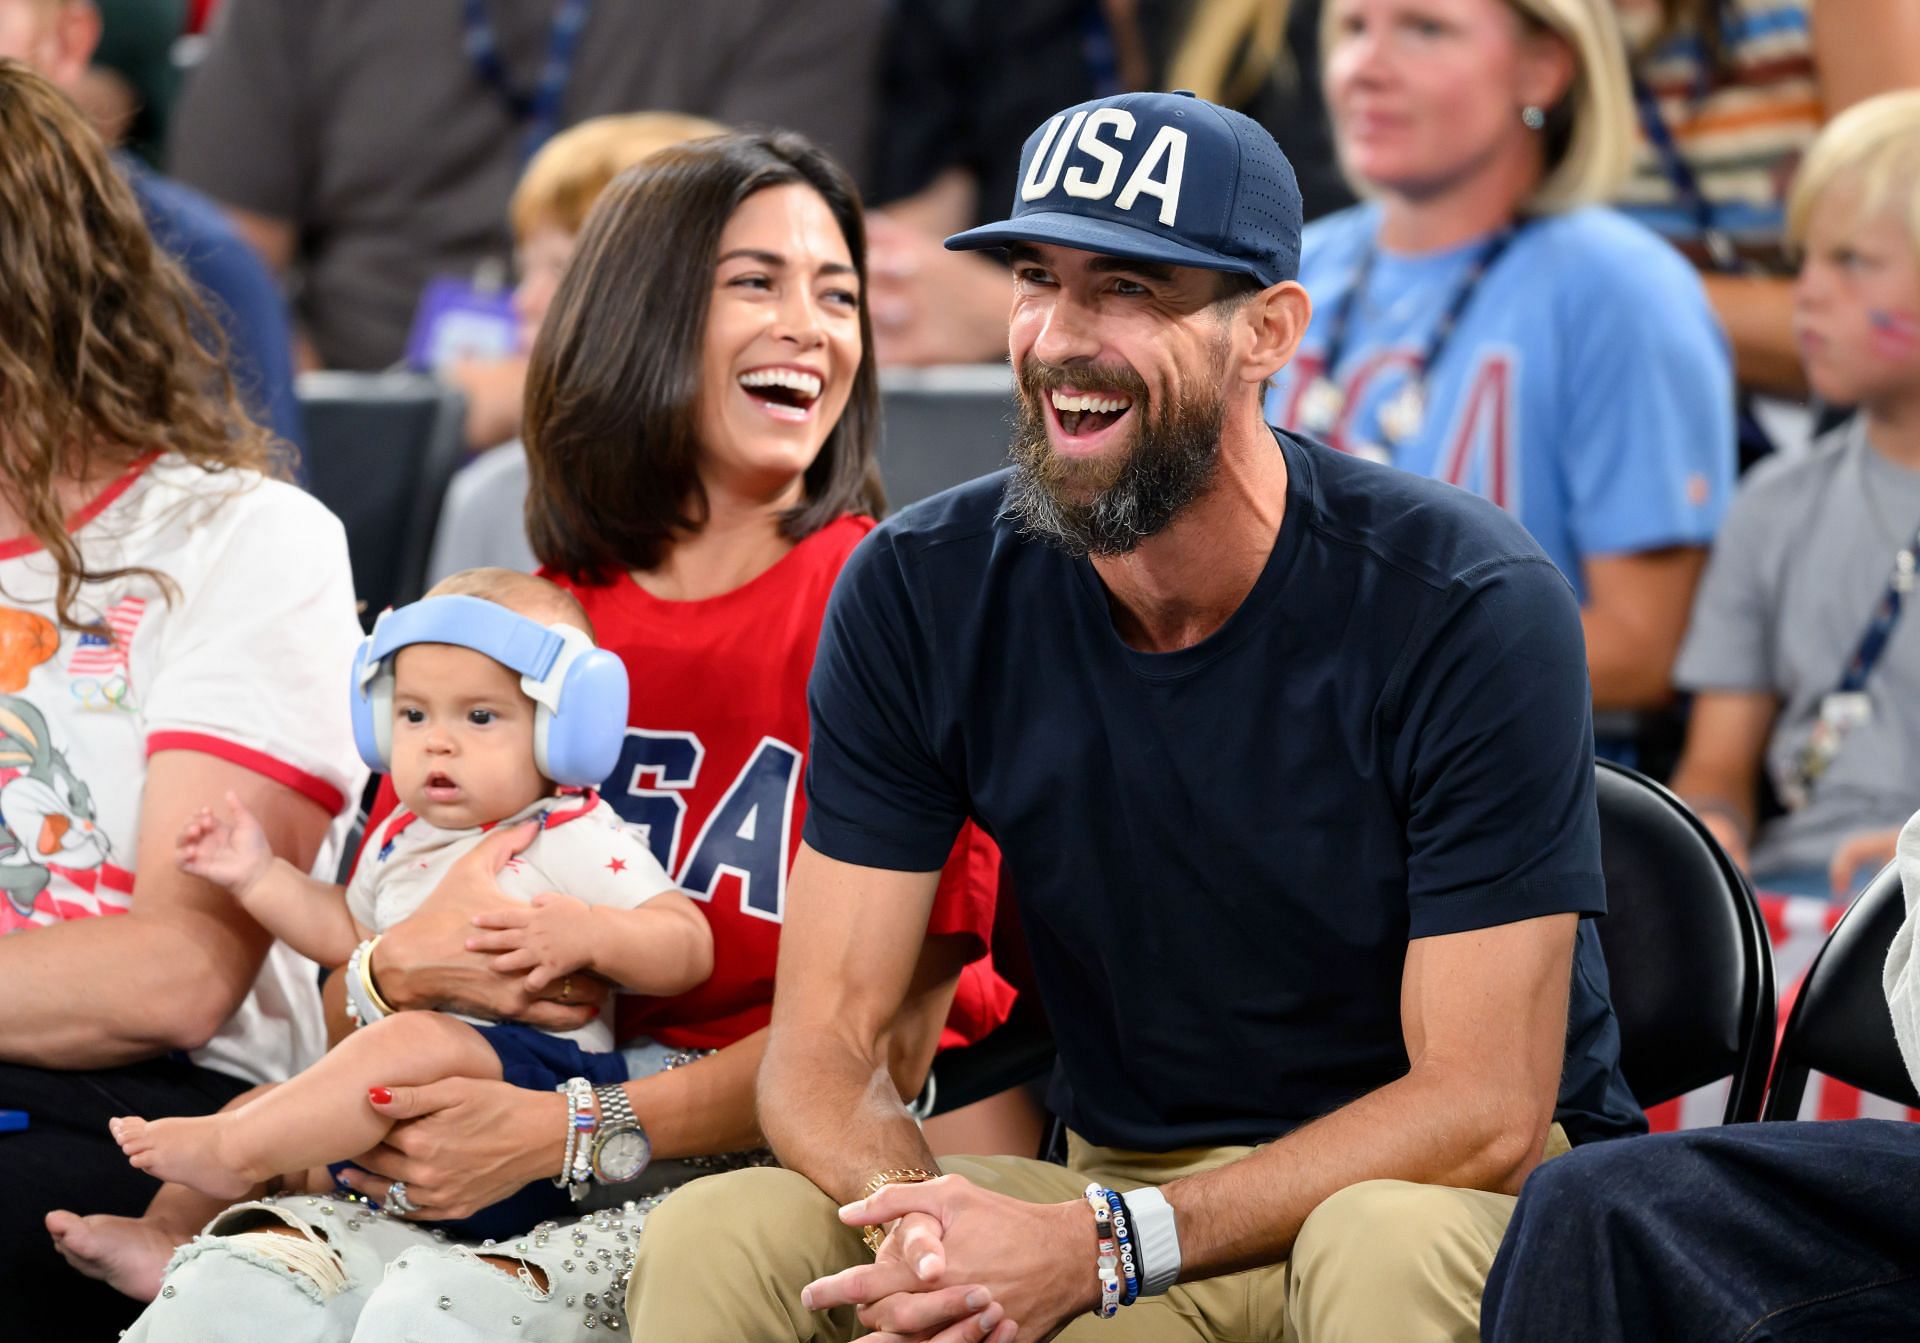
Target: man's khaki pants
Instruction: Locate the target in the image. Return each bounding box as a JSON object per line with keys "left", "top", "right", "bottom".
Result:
{"left": 625, "top": 1128, "right": 1569, "bottom": 1341}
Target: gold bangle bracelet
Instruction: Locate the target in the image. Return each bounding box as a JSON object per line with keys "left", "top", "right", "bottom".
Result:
{"left": 359, "top": 934, "right": 396, "bottom": 1017}
{"left": 860, "top": 1167, "right": 934, "bottom": 1255}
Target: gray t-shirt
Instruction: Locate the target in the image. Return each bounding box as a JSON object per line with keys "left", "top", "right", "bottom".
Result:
{"left": 1676, "top": 421, "right": 1920, "bottom": 876}
{"left": 169, "top": 0, "right": 883, "bottom": 370}
{"left": 427, "top": 440, "right": 534, "bottom": 583}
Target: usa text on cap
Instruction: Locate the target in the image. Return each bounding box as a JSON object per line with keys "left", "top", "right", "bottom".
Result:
{"left": 945, "top": 90, "right": 1303, "bottom": 288}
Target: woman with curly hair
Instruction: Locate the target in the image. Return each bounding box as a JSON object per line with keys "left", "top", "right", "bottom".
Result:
{"left": 0, "top": 58, "right": 364, "bottom": 1329}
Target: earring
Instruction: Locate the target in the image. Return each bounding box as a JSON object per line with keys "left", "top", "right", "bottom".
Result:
{"left": 1521, "top": 105, "right": 1547, "bottom": 131}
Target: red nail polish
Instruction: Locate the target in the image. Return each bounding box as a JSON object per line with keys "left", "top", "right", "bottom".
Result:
{"left": 368, "top": 1086, "right": 392, "bottom": 1105}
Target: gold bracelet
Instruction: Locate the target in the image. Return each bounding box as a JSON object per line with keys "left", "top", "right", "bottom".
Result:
{"left": 358, "top": 934, "right": 396, "bottom": 1017}
{"left": 860, "top": 1167, "right": 934, "bottom": 1255}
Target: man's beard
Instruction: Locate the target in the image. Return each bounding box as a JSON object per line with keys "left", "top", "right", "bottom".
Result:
{"left": 1001, "top": 348, "right": 1228, "bottom": 557}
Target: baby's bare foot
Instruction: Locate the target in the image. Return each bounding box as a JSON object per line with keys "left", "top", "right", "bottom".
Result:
{"left": 45, "top": 1209, "right": 178, "bottom": 1302}
{"left": 109, "top": 1115, "right": 257, "bottom": 1202}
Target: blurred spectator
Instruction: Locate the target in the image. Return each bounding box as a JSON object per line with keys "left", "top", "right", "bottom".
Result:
{"left": 1670, "top": 90, "right": 1920, "bottom": 900}
{"left": 0, "top": 58, "right": 360, "bottom": 1329}
{"left": 168, "top": 0, "right": 883, "bottom": 397}
{"left": 1267, "top": 0, "right": 1734, "bottom": 713}
{"left": 86, "top": 0, "right": 184, "bottom": 163}
{"left": 864, "top": 0, "right": 1352, "bottom": 366}
{"left": 428, "top": 111, "right": 727, "bottom": 581}
{"left": 0, "top": 0, "right": 302, "bottom": 459}
{"left": 1611, "top": 0, "right": 1920, "bottom": 448}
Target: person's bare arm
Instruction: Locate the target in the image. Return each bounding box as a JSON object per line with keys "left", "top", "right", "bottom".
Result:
{"left": 177, "top": 788, "right": 359, "bottom": 966}
{"left": 465, "top": 889, "right": 716, "bottom": 997}
{"left": 0, "top": 751, "right": 330, "bottom": 1067}
{"left": 233, "top": 860, "right": 361, "bottom": 967}
{"left": 225, "top": 206, "right": 295, "bottom": 277}
{"left": 1164, "top": 913, "right": 1576, "bottom": 1275}
{"left": 1669, "top": 689, "right": 1781, "bottom": 871}
{"left": 816, "top": 913, "right": 1581, "bottom": 1338}
{"left": 758, "top": 843, "right": 949, "bottom": 1204}
{"left": 1699, "top": 273, "right": 1805, "bottom": 398}
{"left": 575, "top": 892, "right": 714, "bottom": 996}
{"left": 1814, "top": 0, "right": 1920, "bottom": 116}
{"left": 219, "top": 207, "right": 321, "bottom": 372}
{"left": 1582, "top": 547, "right": 1709, "bottom": 710}
{"left": 337, "top": 923, "right": 976, "bottom": 1222}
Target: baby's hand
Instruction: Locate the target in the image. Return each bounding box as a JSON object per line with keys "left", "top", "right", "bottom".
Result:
{"left": 465, "top": 892, "right": 597, "bottom": 992}
{"left": 175, "top": 791, "right": 274, "bottom": 898}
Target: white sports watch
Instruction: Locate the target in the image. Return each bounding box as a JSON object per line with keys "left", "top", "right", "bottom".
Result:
{"left": 590, "top": 1083, "right": 651, "bottom": 1185}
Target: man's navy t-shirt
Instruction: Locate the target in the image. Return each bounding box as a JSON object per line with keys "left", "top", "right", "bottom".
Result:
{"left": 805, "top": 430, "right": 1644, "bottom": 1151}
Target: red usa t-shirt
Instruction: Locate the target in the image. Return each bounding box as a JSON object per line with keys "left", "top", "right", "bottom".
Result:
{"left": 369, "top": 515, "right": 1010, "bottom": 1051}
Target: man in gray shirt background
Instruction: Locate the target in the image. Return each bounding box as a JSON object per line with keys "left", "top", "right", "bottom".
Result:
{"left": 168, "top": 0, "right": 882, "bottom": 375}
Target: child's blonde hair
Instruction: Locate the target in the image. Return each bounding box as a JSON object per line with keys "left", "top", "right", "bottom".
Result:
{"left": 510, "top": 112, "right": 728, "bottom": 241}
{"left": 1786, "top": 91, "right": 1920, "bottom": 259}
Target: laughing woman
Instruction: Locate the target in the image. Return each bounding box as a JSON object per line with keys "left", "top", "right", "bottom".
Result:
{"left": 110, "top": 131, "right": 1011, "bottom": 1341}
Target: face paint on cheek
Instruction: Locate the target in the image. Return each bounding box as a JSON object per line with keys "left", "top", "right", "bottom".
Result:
{"left": 1868, "top": 308, "right": 1920, "bottom": 358}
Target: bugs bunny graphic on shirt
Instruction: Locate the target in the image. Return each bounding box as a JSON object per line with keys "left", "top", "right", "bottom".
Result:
{"left": 0, "top": 695, "right": 110, "bottom": 916}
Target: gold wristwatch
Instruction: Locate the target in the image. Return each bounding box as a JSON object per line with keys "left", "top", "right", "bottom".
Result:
{"left": 860, "top": 1168, "right": 934, "bottom": 1255}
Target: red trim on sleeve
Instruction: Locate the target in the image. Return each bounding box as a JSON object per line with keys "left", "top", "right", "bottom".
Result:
{"left": 0, "top": 451, "right": 162, "bottom": 561}
{"left": 146, "top": 731, "right": 348, "bottom": 815}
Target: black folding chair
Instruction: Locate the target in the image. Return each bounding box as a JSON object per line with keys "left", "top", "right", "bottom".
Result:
{"left": 1594, "top": 759, "right": 1777, "bottom": 1124}
{"left": 877, "top": 365, "right": 1015, "bottom": 508}
{"left": 299, "top": 371, "right": 467, "bottom": 630}
{"left": 1762, "top": 862, "right": 1920, "bottom": 1119}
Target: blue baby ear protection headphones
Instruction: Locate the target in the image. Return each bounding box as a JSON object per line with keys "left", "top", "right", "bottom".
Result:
{"left": 349, "top": 595, "right": 630, "bottom": 788}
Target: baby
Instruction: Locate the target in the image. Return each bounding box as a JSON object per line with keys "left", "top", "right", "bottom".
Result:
{"left": 108, "top": 568, "right": 711, "bottom": 1220}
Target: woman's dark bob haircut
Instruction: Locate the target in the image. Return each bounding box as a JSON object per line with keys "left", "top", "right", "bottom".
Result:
{"left": 524, "top": 129, "right": 885, "bottom": 580}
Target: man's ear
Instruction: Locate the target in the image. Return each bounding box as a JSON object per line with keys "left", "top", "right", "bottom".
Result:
{"left": 1241, "top": 281, "right": 1312, "bottom": 386}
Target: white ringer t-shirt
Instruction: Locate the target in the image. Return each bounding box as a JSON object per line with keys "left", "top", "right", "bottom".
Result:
{"left": 0, "top": 454, "right": 365, "bottom": 1086}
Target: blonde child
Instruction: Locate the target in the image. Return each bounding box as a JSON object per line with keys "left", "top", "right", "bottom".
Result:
{"left": 441, "top": 111, "right": 726, "bottom": 472}
{"left": 1669, "top": 90, "right": 1920, "bottom": 901}
{"left": 108, "top": 569, "right": 711, "bottom": 1232}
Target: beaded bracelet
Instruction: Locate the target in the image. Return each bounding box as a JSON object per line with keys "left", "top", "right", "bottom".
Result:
{"left": 1103, "top": 1189, "right": 1140, "bottom": 1306}
{"left": 1084, "top": 1184, "right": 1122, "bottom": 1319}
{"left": 552, "top": 1078, "right": 596, "bottom": 1191}
{"left": 343, "top": 938, "right": 392, "bottom": 1027}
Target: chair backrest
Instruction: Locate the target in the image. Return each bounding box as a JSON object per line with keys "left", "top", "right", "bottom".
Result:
{"left": 299, "top": 372, "right": 467, "bottom": 630}
{"left": 877, "top": 365, "right": 1014, "bottom": 508}
{"left": 1594, "top": 760, "right": 1777, "bottom": 1123}
{"left": 1763, "top": 861, "right": 1920, "bottom": 1119}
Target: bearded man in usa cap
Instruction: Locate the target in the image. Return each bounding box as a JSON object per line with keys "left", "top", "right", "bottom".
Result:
{"left": 624, "top": 91, "right": 1641, "bottom": 1342}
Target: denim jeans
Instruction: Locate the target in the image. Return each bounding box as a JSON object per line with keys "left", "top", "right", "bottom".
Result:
{"left": 1482, "top": 1121, "right": 1920, "bottom": 1342}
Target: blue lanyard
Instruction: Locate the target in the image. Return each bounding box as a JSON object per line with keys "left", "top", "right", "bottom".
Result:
{"left": 1316, "top": 224, "right": 1520, "bottom": 401}
{"left": 1630, "top": 72, "right": 1743, "bottom": 274}
{"left": 463, "top": 0, "right": 593, "bottom": 164}
{"left": 1837, "top": 532, "right": 1920, "bottom": 695}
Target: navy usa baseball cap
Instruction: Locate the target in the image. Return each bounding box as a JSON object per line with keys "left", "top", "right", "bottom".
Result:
{"left": 945, "top": 90, "right": 1303, "bottom": 287}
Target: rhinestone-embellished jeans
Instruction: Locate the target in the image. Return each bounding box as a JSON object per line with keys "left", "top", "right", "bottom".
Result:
{"left": 124, "top": 1192, "right": 650, "bottom": 1341}
{"left": 121, "top": 1040, "right": 725, "bottom": 1340}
